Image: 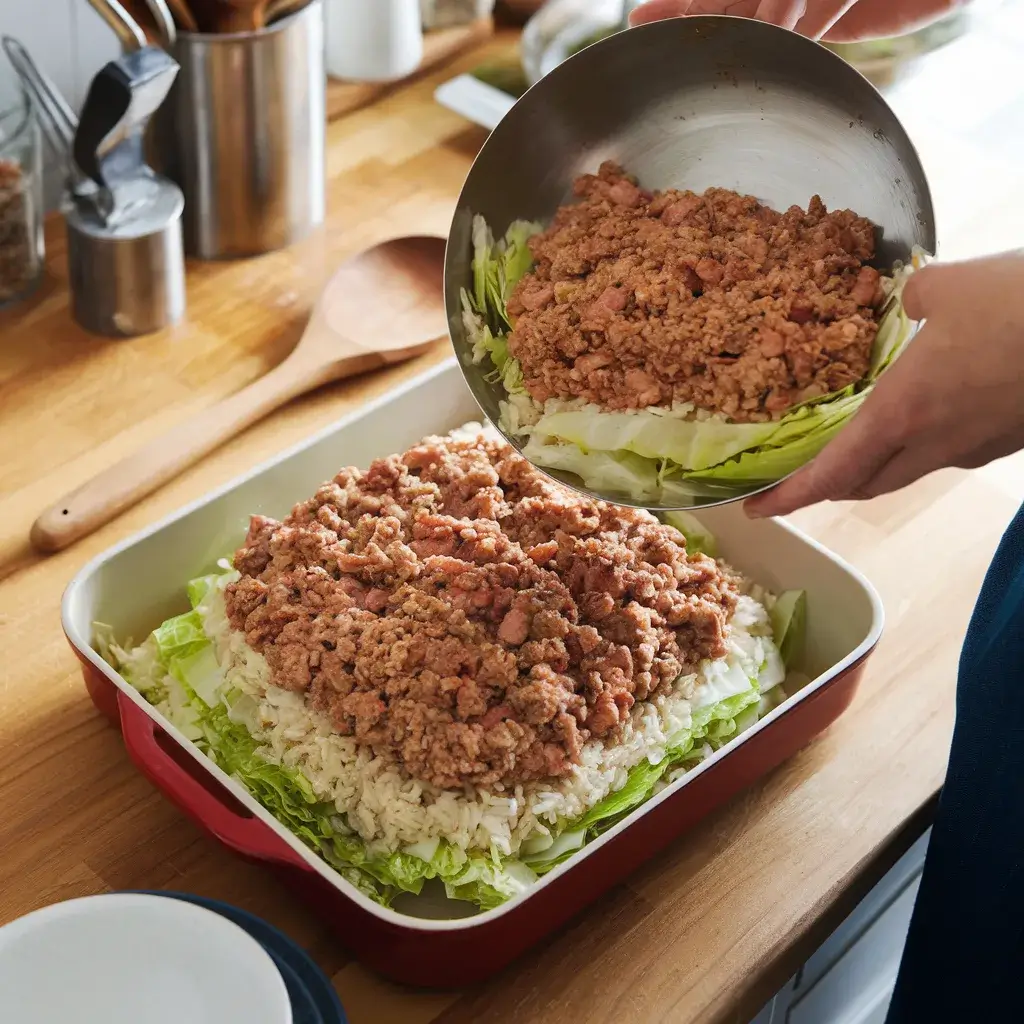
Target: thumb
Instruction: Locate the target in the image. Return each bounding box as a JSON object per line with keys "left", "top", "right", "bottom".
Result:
{"left": 901, "top": 261, "right": 941, "bottom": 322}
{"left": 744, "top": 399, "right": 904, "bottom": 517}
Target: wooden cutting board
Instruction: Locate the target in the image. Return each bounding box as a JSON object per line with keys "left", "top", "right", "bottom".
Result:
{"left": 326, "top": 17, "right": 495, "bottom": 122}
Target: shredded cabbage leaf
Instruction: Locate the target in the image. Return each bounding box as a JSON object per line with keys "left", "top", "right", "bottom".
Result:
{"left": 659, "top": 510, "right": 719, "bottom": 558}
{"left": 97, "top": 517, "right": 803, "bottom": 911}
{"left": 464, "top": 211, "right": 928, "bottom": 504}
{"left": 522, "top": 505, "right": 807, "bottom": 876}
{"left": 98, "top": 587, "right": 535, "bottom": 911}
{"left": 769, "top": 589, "right": 808, "bottom": 670}
{"left": 462, "top": 217, "right": 540, "bottom": 400}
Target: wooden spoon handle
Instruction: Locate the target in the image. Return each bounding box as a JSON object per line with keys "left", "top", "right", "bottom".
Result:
{"left": 165, "top": 0, "right": 199, "bottom": 31}
{"left": 31, "top": 357, "right": 320, "bottom": 554}
{"left": 31, "top": 337, "right": 438, "bottom": 553}
{"left": 215, "top": 3, "right": 267, "bottom": 32}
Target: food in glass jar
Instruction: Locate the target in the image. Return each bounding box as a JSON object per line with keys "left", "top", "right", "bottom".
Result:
{"left": 0, "top": 158, "right": 39, "bottom": 305}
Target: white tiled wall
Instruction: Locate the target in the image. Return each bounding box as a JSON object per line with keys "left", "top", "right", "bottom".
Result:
{"left": 0, "top": 0, "right": 121, "bottom": 205}
{"left": 0, "top": 0, "right": 120, "bottom": 110}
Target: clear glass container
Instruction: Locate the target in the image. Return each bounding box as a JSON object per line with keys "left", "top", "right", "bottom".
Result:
{"left": 421, "top": 0, "right": 495, "bottom": 30}
{"left": 521, "top": 0, "right": 633, "bottom": 86}
{"left": 824, "top": 8, "right": 972, "bottom": 88}
{"left": 0, "top": 82, "right": 43, "bottom": 307}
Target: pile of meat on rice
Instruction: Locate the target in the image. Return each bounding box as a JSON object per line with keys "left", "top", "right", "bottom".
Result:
{"left": 506, "top": 161, "right": 884, "bottom": 423}
{"left": 224, "top": 428, "right": 744, "bottom": 793}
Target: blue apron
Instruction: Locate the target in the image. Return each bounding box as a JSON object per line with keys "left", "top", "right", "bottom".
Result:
{"left": 887, "top": 503, "right": 1024, "bottom": 1020}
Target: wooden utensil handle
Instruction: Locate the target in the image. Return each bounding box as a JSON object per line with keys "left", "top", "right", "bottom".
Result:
{"left": 166, "top": 0, "right": 199, "bottom": 32}
{"left": 31, "top": 358, "right": 321, "bottom": 554}
{"left": 216, "top": 5, "right": 266, "bottom": 32}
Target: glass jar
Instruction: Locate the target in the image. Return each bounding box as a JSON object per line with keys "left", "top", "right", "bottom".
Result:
{"left": 823, "top": 7, "right": 971, "bottom": 88}
{"left": 421, "top": 0, "right": 495, "bottom": 30}
{"left": 521, "top": 0, "right": 625, "bottom": 86}
{"left": 0, "top": 82, "right": 43, "bottom": 307}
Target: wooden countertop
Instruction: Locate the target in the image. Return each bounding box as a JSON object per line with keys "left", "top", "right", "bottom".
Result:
{"left": 3, "top": 23, "right": 1024, "bottom": 1024}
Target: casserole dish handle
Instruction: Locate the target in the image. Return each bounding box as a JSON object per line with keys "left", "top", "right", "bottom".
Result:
{"left": 118, "top": 692, "right": 309, "bottom": 870}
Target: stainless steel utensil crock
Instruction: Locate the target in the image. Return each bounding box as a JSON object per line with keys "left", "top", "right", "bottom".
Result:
{"left": 162, "top": 0, "right": 325, "bottom": 259}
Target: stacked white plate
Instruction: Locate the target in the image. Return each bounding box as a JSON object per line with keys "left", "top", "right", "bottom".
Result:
{"left": 0, "top": 892, "right": 346, "bottom": 1024}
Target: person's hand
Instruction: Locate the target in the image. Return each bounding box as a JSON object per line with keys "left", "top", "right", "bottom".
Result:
{"left": 629, "top": 1, "right": 967, "bottom": 43}
{"left": 744, "top": 252, "right": 1024, "bottom": 518}
{"left": 629, "top": 1, "right": 850, "bottom": 36}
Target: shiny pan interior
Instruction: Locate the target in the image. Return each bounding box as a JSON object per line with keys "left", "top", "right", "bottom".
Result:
{"left": 445, "top": 14, "right": 936, "bottom": 511}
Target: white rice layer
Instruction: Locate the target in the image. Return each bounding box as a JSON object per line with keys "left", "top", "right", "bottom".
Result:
{"left": 192, "top": 574, "right": 782, "bottom": 862}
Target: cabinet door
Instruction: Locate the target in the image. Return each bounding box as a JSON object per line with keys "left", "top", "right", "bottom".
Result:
{"left": 748, "top": 831, "right": 930, "bottom": 1024}
{"left": 793, "top": 830, "right": 929, "bottom": 999}
{"left": 750, "top": 976, "right": 798, "bottom": 1024}
{"left": 785, "top": 873, "right": 921, "bottom": 1024}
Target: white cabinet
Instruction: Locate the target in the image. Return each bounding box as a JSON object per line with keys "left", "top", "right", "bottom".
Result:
{"left": 750, "top": 830, "right": 930, "bottom": 1024}
{"left": 749, "top": 978, "right": 798, "bottom": 1024}
{"left": 787, "top": 874, "right": 920, "bottom": 1024}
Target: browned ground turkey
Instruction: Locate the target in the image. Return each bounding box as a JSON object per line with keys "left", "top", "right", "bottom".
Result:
{"left": 225, "top": 433, "right": 738, "bottom": 790}
{"left": 507, "top": 161, "right": 884, "bottom": 423}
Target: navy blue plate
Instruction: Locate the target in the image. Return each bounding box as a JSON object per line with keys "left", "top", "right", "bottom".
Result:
{"left": 128, "top": 891, "right": 347, "bottom": 1024}
{"left": 266, "top": 949, "right": 325, "bottom": 1024}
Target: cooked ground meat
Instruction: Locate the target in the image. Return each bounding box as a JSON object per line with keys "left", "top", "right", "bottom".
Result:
{"left": 225, "top": 433, "right": 738, "bottom": 790}
{"left": 507, "top": 161, "right": 884, "bottom": 423}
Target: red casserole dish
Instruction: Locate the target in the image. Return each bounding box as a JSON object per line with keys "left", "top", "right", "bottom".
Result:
{"left": 63, "top": 359, "right": 883, "bottom": 988}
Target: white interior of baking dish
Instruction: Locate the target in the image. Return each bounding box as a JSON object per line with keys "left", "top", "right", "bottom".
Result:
{"left": 63, "top": 359, "right": 883, "bottom": 931}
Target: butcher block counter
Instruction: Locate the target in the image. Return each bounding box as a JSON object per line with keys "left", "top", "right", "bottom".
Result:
{"left": 3, "top": 21, "right": 1024, "bottom": 1024}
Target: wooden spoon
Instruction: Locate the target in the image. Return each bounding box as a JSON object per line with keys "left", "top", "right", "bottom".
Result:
{"left": 190, "top": 0, "right": 272, "bottom": 32}
{"left": 264, "top": 0, "right": 306, "bottom": 25}
{"left": 31, "top": 235, "right": 448, "bottom": 553}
